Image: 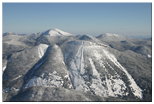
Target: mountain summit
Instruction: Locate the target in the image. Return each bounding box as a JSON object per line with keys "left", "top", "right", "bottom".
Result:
{"left": 41, "top": 28, "right": 72, "bottom": 36}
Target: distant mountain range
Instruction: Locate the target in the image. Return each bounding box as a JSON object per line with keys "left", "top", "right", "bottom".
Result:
{"left": 2, "top": 28, "right": 152, "bottom": 101}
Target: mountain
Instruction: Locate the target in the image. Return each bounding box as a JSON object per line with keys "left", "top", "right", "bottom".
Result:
{"left": 35, "top": 28, "right": 73, "bottom": 45}
{"left": 2, "top": 29, "right": 152, "bottom": 102}
{"left": 41, "top": 28, "right": 72, "bottom": 36}
{"left": 97, "top": 33, "right": 127, "bottom": 42}
{"left": 62, "top": 40, "right": 142, "bottom": 98}
{"left": 97, "top": 33, "right": 152, "bottom": 58}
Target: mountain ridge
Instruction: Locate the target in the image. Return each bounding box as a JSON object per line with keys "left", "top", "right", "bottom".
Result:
{"left": 2, "top": 28, "right": 152, "bottom": 101}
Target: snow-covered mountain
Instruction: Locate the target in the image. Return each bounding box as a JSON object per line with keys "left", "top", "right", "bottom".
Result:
{"left": 35, "top": 28, "right": 73, "bottom": 45}
{"left": 2, "top": 29, "right": 152, "bottom": 102}
{"left": 97, "top": 33, "right": 126, "bottom": 41}
{"left": 62, "top": 40, "right": 142, "bottom": 98}
{"left": 41, "top": 28, "right": 72, "bottom": 36}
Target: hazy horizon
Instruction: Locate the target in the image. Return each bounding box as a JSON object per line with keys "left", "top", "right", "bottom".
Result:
{"left": 3, "top": 3, "right": 152, "bottom": 37}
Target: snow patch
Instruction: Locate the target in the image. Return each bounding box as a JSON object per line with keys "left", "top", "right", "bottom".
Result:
{"left": 11, "top": 75, "right": 22, "bottom": 81}
{"left": 2, "top": 66, "right": 6, "bottom": 72}
{"left": 75, "top": 41, "right": 85, "bottom": 74}
{"left": 105, "top": 75, "right": 128, "bottom": 96}
{"left": 68, "top": 41, "right": 90, "bottom": 92}
{"left": 147, "top": 54, "right": 151, "bottom": 58}
{"left": 69, "top": 60, "right": 89, "bottom": 91}
{"left": 64, "top": 40, "right": 142, "bottom": 98}
{"left": 37, "top": 44, "right": 48, "bottom": 58}
{"left": 89, "top": 58, "right": 128, "bottom": 97}
{"left": 88, "top": 58, "right": 99, "bottom": 77}
{"left": 103, "top": 50, "right": 142, "bottom": 98}
{"left": 25, "top": 71, "right": 64, "bottom": 88}
{"left": 88, "top": 58, "right": 107, "bottom": 97}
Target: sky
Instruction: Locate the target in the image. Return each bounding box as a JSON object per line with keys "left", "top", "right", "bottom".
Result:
{"left": 3, "top": 3, "right": 152, "bottom": 37}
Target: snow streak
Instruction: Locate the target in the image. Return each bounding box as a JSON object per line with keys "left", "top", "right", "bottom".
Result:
{"left": 65, "top": 40, "right": 142, "bottom": 99}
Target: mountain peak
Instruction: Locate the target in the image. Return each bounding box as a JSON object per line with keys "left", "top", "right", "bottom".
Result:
{"left": 41, "top": 28, "right": 72, "bottom": 36}
{"left": 52, "top": 28, "right": 63, "bottom": 31}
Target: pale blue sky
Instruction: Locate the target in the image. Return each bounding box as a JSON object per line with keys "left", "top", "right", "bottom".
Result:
{"left": 3, "top": 3, "right": 151, "bottom": 37}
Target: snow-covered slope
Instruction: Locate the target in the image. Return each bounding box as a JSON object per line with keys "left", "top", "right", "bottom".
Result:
{"left": 24, "top": 44, "right": 72, "bottom": 89}
{"left": 2, "top": 43, "right": 49, "bottom": 101}
{"left": 41, "top": 28, "right": 72, "bottom": 36}
{"left": 97, "top": 33, "right": 126, "bottom": 41}
{"left": 62, "top": 40, "right": 142, "bottom": 98}
{"left": 37, "top": 44, "right": 48, "bottom": 58}
{"left": 3, "top": 28, "right": 151, "bottom": 101}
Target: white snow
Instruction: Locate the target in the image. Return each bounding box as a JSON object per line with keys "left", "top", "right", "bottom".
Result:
{"left": 105, "top": 74, "right": 128, "bottom": 96}
{"left": 103, "top": 33, "right": 119, "bottom": 37}
{"left": 2, "top": 66, "right": 6, "bottom": 72}
{"left": 89, "top": 58, "right": 128, "bottom": 97}
{"left": 3, "top": 35, "right": 28, "bottom": 46}
{"left": 2, "top": 60, "right": 7, "bottom": 72}
{"left": 147, "top": 54, "right": 151, "bottom": 58}
{"left": 11, "top": 75, "right": 22, "bottom": 81}
{"left": 68, "top": 41, "right": 90, "bottom": 92}
{"left": 11, "top": 87, "right": 20, "bottom": 92}
{"left": 53, "top": 44, "right": 59, "bottom": 48}
{"left": 53, "top": 28, "right": 72, "bottom": 36}
{"left": 63, "top": 40, "right": 142, "bottom": 99}
{"left": 75, "top": 41, "right": 85, "bottom": 74}
{"left": 51, "top": 44, "right": 67, "bottom": 65}
{"left": 103, "top": 49, "right": 142, "bottom": 98}
{"left": 25, "top": 71, "right": 64, "bottom": 89}
{"left": 69, "top": 60, "right": 89, "bottom": 92}
{"left": 92, "top": 50, "right": 102, "bottom": 60}
{"left": 42, "top": 28, "right": 72, "bottom": 36}
{"left": 37, "top": 44, "right": 48, "bottom": 58}
{"left": 88, "top": 58, "right": 99, "bottom": 77}
{"left": 105, "top": 75, "right": 115, "bottom": 96}
{"left": 88, "top": 58, "right": 107, "bottom": 97}
{"left": 98, "top": 33, "right": 125, "bottom": 41}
